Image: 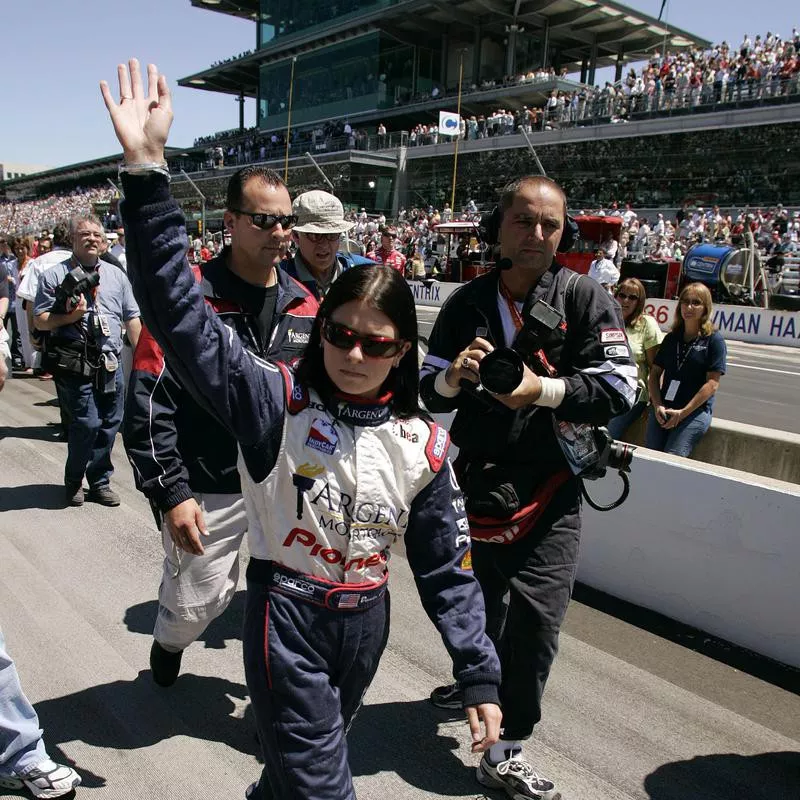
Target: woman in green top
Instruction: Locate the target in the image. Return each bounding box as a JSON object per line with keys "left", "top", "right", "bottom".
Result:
{"left": 607, "top": 278, "right": 663, "bottom": 439}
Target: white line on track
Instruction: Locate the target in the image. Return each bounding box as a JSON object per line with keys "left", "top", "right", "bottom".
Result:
{"left": 726, "top": 360, "right": 800, "bottom": 377}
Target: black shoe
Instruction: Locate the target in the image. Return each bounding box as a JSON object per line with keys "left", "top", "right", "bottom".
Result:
{"left": 429, "top": 682, "right": 463, "bottom": 709}
{"left": 65, "top": 483, "right": 84, "bottom": 506}
{"left": 150, "top": 641, "right": 183, "bottom": 687}
{"left": 86, "top": 485, "right": 120, "bottom": 506}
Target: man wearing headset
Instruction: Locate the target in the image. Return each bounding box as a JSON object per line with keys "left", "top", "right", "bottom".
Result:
{"left": 420, "top": 176, "right": 637, "bottom": 799}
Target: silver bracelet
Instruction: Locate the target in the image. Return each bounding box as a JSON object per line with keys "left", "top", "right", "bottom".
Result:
{"left": 118, "top": 161, "right": 171, "bottom": 181}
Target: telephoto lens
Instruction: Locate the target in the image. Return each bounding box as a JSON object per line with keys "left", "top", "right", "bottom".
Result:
{"left": 478, "top": 348, "right": 524, "bottom": 395}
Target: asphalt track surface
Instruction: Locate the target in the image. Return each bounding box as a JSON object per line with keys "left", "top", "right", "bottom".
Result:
{"left": 1, "top": 376, "right": 799, "bottom": 800}
{"left": 416, "top": 307, "right": 800, "bottom": 435}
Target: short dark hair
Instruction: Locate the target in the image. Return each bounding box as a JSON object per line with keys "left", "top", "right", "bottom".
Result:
{"left": 499, "top": 175, "right": 568, "bottom": 217}
{"left": 51, "top": 222, "right": 70, "bottom": 249}
{"left": 226, "top": 166, "right": 286, "bottom": 211}
{"left": 294, "top": 264, "right": 420, "bottom": 418}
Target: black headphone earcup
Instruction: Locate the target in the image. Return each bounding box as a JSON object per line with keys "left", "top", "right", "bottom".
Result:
{"left": 479, "top": 206, "right": 503, "bottom": 246}
{"left": 557, "top": 215, "right": 579, "bottom": 252}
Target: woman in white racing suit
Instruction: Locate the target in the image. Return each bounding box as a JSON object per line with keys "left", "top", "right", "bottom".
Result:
{"left": 101, "top": 59, "right": 501, "bottom": 800}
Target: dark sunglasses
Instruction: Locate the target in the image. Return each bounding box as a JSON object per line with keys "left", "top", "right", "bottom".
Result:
{"left": 616, "top": 292, "right": 640, "bottom": 301}
{"left": 321, "top": 319, "right": 406, "bottom": 359}
{"left": 231, "top": 209, "right": 298, "bottom": 230}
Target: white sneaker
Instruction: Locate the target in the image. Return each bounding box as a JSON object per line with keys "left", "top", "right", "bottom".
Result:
{"left": 477, "top": 752, "right": 559, "bottom": 800}
{"left": 0, "top": 759, "right": 81, "bottom": 798}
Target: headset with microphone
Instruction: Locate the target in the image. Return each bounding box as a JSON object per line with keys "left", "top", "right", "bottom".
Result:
{"left": 478, "top": 206, "right": 580, "bottom": 256}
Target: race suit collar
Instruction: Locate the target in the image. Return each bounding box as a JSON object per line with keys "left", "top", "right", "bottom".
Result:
{"left": 326, "top": 390, "right": 394, "bottom": 427}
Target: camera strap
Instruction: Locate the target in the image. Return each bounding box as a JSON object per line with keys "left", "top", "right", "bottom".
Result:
{"left": 499, "top": 278, "right": 558, "bottom": 378}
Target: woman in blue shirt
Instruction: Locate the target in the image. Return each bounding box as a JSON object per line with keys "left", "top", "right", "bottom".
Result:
{"left": 645, "top": 282, "right": 726, "bottom": 456}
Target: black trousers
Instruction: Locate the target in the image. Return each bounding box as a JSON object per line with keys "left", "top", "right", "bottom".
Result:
{"left": 471, "top": 480, "right": 581, "bottom": 741}
{"left": 243, "top": 570, "right": 390, "bottom": 800}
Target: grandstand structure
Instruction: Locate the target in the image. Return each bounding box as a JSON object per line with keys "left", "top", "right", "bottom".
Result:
{"left": 2, "top": 2, "right": 800, "bottom": 226}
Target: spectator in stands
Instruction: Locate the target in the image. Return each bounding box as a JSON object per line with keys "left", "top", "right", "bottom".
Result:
{"left": 588, "top": 248, "right": 619, "bottom": 291}
{"left": 646, "top": 282, "right": 726, "bottom": 457}
{"left": 367, "top": 226, "right": 407, "bottom": 274}
{"left": 0, "top": 627, "right": 81, "bottom": 797}
{"left": 607, "top": 278, "right": 664, "bottom": 440}
{"left": 281, "top": 190, "right": 356, "bottom": 300}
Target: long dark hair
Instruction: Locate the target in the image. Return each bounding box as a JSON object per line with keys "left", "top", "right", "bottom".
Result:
{"left": 294, "top": 264, "right": 420, "bottom": 417}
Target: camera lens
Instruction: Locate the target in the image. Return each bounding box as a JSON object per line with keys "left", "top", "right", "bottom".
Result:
{"left": 479, "top": 349, "right": 524, "bottom": 395}
{"left": 606, "top": 440, "right": 634, "bottom": 471}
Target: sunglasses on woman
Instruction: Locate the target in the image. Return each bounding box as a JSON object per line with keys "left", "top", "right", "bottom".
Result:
{"left": 616, "top": 292, "right": 640, "bottom": 301}
{"left": 321, "top": 320, "right": 406, "bottom": 359}
{"left": 231, "top": 209, "right": 298, "bottom": 230}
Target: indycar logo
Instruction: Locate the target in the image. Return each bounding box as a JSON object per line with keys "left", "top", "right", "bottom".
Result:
{"left": 306, "top": 418, "right": 338, "bottom": 455}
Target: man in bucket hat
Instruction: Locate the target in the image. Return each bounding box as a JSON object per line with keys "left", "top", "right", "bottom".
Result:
{"left": 282, "top": 190, "right": 367, "bottom": 300}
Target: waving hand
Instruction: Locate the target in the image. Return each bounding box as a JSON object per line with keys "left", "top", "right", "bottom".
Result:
{"left": 100, "top": 59, "right": 173, "bottom": 165}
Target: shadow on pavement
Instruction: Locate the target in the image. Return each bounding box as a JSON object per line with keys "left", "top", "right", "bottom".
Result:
{"left": 0, "top": 484, "right": 67, "bottom": 511}
{"left": 33, "top": 669, "right": 259, "bottom": 782}
{"left": 0, "top": 425, "right": 62, "bottom": 443}
{"left": 644, "top": 751, "right": 800, "bottom": 799}
{"left": 123, "top": 591, "right": 246, "bottom": 649}
{"left": 573, "top": 582, "right": 800, "bottom": 693}
{"left": 349, "top": 700, "right": 483, "bottom": 797}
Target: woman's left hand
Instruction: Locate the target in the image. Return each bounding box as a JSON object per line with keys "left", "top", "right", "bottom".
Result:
{"left": 466, "top": 702, "right": 502, "bottom": 752}
{"left": 662, "top": 408, "right": 684, "bottom": 429}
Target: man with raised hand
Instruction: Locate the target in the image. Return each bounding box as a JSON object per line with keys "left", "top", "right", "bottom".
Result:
{"left": 122, "top": 152, "right": 318, "bottom": 686}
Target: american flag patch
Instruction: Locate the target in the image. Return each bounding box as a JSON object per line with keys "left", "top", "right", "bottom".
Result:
{"left": 337, "top": 593, "right": 361, "bottom": 609}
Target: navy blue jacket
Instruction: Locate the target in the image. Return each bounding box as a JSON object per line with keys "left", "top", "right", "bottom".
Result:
{"left": 123, "top": 234, "right": 318, "bottom": 513}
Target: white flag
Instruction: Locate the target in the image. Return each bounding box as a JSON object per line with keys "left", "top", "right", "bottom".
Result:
{"left": 438, "top": 111, "right": 461, "bottom": 136}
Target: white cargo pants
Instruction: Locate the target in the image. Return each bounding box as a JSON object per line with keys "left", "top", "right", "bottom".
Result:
{"left": 154, "top": 492, "right": 248, "bottom": 653}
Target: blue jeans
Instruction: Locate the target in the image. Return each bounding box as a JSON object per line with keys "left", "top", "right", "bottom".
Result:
{"left": 0, "top": 627, "right": 47, "bottom": 777}
{"left": 60, "top": 367, "right": 124, "bottom": 488}
{"left": 607, "top": 399, "right": 647, "bottom": 440}
{"left": 645, "top": 407, "right": 712, "bottom": 457}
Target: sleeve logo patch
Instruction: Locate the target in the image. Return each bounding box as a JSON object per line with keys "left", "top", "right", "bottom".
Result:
{"left": 460, "top": 550, "right": 473, "bottom": 571}
{"left": 600, "top": 329, "right": 626, "bottom": 343}
{"left": 604, "top": 344, "right": 630, "bottom": 358}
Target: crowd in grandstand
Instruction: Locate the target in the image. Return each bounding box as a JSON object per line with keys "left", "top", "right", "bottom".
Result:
{"left": 0, "top": 188, "right": 116, "bottom": 237}
{"left": 190, "top": 27, "right": 800, "bottom": 167}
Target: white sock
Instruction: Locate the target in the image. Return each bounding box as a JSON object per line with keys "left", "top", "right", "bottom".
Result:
{"left": 487, "top": 741, "right": 522, "bottom": 765}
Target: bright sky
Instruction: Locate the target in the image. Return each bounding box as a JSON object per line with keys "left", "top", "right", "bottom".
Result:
{"left": 0, "top": 0, "right": 796, "bottom": 169}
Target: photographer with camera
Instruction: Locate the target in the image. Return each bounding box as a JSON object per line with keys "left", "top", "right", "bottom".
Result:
{"left": 420, "top": 176, "right": 637, "bottom": 799}
{"left": 34, "top": 215, "right": 141, "bottom": 507}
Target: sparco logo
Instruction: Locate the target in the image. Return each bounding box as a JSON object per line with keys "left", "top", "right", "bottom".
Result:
{"left": 274, "top": 573, "right": 315, "bottom": 595}
{"left": 288, "top": 330, "right": 310, "bottom": 344}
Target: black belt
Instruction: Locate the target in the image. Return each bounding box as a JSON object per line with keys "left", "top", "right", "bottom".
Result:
{"left": 247, "top": 559, "right": 388, "bottom": 611}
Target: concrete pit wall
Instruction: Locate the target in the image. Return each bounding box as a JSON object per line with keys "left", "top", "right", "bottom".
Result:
{"left": 579, "top": 449, "right": 800, "bottom": 669}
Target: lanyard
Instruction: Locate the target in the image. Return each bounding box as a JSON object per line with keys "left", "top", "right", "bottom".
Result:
{"left": 498, "top": 278, "right": 524, "bottom": 332}
{"left": 676, "top": 336, "right": 700, "bottom": 372}
{"left": 498, "top": 277, "right": 558, "bottom": 378}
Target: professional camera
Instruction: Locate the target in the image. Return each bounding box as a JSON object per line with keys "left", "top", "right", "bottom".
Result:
{"left": 581, "top": 425, "right": 634, "bottom": 480}
{"left": 479, "top": 298, "right": 562, "bottom": 394}
{"left": 52, "top": 266, "right": 100, "bottom": 315}
{"left": 477, "top": 296, "right": 635, "bottom": 509}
